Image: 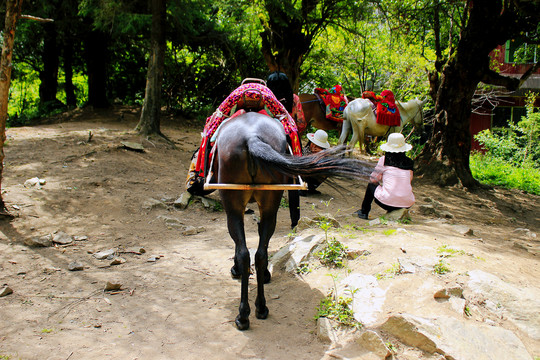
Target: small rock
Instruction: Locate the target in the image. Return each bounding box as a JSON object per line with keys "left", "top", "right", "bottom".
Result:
{"left": 120, "top": 141, "right": 144, "bottom": 151}
{"left": 73, "top": 235, "right": 88, "bottom": 241}
{"left": 368, "top": 218, "right": 381, "bottom": 226}
{"left": 43, "top": 266, "right": 61, "bottom": 274}
{"left": 397, "top": 257, "right": 416, "bottom": 274}
{"left": 295, "top": 217, "right": 318, "bottom": 231}
{"left": 173, "top": 193, "right": 192, "bottom": 209}
{"left": 0, "top": 285, "right": 13, "bottom": 297}
{"left": 346, "top": 249, "right": 371, "bottom": 260}
{"left": 440, "top": 210, "right": 454, "bottom": 219}
{"left": 418, "top": 204, "right": 439, "bottom": 216}
{"left": 513, "top": 228, "right": 537, "bottom": 239}
{"left": 317, "top": 317, "right": 337, "bottom": 343}
{"left": 68, "top": 261, "right": 84, "bottom": 271}
{"left": 180, "top": 225, "right": 205, "bottom": 236}
{"left": 356, "top": 330, "right": 391, "bottom": 358}
{"left": 25, "top": 235, "right": 52, "bottom": 247}
{"left": 110, "top": 257, "right": 126, "bottom": 266}
{"left": 434, "top": 286, "right": 464, "bottom": 299}
{"left": 463, "top": 228, "right": 475, "bottom": 236}
{"left": 159, "top": 215, "right": 184, "bottom": 228}
{"left": 24, "top": 177, "right": 45, "bottom": 188}
{"left": 93, "top": 248, "right": 117, "bottom": 260}
{"left": 52, "top": 231, "right": 73, "bottom": 245}
{"left": 142, "top": 198, "right": 167, "bottom": 210}
{"left": 147, "top": 255, "right": 161, "bottom": 262}
{"left": 386, "top": 208, "right": 410, "bottom": 221}
{"left": 104, "top": 281, "right": 122, "bottom": 291}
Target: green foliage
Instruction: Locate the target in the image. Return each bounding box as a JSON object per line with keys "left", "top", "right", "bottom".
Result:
{"left": 433, "top": 260, "right": 451, "bottom": 275}
{"left": 315, "top": 294, "right": 361, "bottom": 329}
{"left": 472, "top": 92, "right": 540, "bottom": 195}
{"left": 470, "top": 154, "right": 540, "bottom": 195}
{"left": 375, "top": 263, "right": 401, "bottom": 280}
{"left": 317, "top": 239, "right": 348, "bottom": 268}
{"left": 296, "top": 262, "right": 311, "bottom": 275}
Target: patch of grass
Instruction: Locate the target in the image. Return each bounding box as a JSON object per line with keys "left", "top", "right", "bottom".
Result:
{"left": 279, "top": 197, "right": 289, "bottom": 208}
{"left": 375, "top": 262, "right": 401, "bottom": 280}
{"left": 470, "top": 153, "right": 540, "bottom": 195}
{"left": 315, "top": 294, "right": 362, "bottom": 329}
{"left": 437, "top": 244, "right": 466, "bottom": 256}
{"left": 317, "top": 239, "right": 348, "bottom": 268}
{"left": 41, "top": 328, "right": 53, "bottom": 334}
{"left": 296, "top": 262, "right": 311, "bottom": 275}
{"left": 433, "top": 259, "right": 451, "bottom": 275}
{"left": 383, "top": 229, "right": 397, "bottom": 236}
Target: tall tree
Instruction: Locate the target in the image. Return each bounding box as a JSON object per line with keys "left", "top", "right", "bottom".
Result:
{"left": 0, "top": 0, "right": 22, "bottom": 215}
{"left": 135, "top": 0, "right": 166, "bottom": 137}
{"left": 259, "top": 0, "right": 361, "bottom": 91}
{"left": 380, "top": 0, "right": 540, "bottom": 187}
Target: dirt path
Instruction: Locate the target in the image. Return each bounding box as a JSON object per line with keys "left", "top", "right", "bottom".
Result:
{"left": 0, "top": 106, "right": 538, "bottom": 359}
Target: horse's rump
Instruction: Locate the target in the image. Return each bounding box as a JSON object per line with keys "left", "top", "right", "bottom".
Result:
{"left": 215, "top": 113, "right": 372, "bottom": 184}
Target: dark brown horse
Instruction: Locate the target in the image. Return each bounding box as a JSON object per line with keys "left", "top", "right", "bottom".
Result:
{"left": 298, "top": 93, "right": 346, "bottom": 134}
{"left": 207, "top": 112, "right": 370, "bottom": 330}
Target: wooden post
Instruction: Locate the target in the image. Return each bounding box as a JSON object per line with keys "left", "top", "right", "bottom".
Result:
{"left": 0, "top": 0, "right": 23, "bottom": 216}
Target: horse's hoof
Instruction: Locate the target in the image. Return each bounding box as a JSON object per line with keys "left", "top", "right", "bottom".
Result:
{"left": 235, "top": 316, "right": 250, "bottom": 330}
{"left": 256, "top": 306, "right": 269, "bottom": 319}
{"left": 231, "top": 265, "right": 241, "bottom": 279}
{"left": 264, "top": 269, "right": 271, "bottom": 284}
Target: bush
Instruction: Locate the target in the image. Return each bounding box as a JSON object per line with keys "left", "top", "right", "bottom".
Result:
{"left": 472, "top": 91, "right": 540, "bottom": 195}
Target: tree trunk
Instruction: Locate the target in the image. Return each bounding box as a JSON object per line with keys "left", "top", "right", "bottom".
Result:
{"left": 416, "top": 56, "right": 479, "bottom": 187}
{"left": 63, "top": 38, "right": 76, "bottom": 107}
{"left": 84, "top": 30, "right": 109, "bottom": 108}
{"left": 39, "top": 21, "right": 60, "bottom": 107}
{"left": 0, "top": 0, "right": 23, "bottom": 215}
{"left": 416, "top": 0, "right": 527, "bottom": 188}
{"left": 260, "top": 14, "right": 310, "bottom": 93}
{"left": 135, "top": 0, "right": 166, "bottom": 136}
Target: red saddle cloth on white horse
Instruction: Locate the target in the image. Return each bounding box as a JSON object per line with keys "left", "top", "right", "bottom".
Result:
{"left": 362, "top": 90, "right": 401, "bottom": 127}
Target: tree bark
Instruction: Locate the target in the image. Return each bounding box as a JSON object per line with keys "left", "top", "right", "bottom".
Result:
{"left": 416, "top": 0, "right": 538, "bottom": 188}
{"left": 63, "top": 37, "right": 76, "bottom": 107}
{"left": 0, "top": 0, "right": 23, "bottom": 215}
{"left": 84, "top": 30, "right": 109, "bottom": 108}
{"left": 39, "top": 21, "right": 60, "bottom": 107}
{"left": 135, "top": 0, "right": 166, "bottom": 136}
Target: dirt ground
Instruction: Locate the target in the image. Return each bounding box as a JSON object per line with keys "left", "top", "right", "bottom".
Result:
{"left": 0, "top": 106, "right": 539, "bottom": 360}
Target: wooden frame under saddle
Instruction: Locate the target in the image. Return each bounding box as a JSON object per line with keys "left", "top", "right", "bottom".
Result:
{"left": 203, "top": 143, "right": 307, "bottom": 191}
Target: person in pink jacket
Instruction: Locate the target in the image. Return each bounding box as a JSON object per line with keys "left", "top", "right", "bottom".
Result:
{"left": 356, "top": 133, "right": 415, "bottom": 219}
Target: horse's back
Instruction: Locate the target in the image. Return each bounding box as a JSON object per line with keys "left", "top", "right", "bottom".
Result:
{"left": 344, "top": 98, "right": 373, "bottom": 120}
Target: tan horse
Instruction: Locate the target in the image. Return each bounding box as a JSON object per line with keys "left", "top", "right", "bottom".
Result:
{"left": 298, "top": 93, "right": 344, "bottom": 135}
{"left": 338, "top": 98, "right": 426, "bottom": 153}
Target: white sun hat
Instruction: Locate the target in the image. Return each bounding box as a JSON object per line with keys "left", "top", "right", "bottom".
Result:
{"left": 307, "top": 129, "right": 331, "bottom": 149}
{"left": 380, "top": 133, "right": 412, "bottom": 153}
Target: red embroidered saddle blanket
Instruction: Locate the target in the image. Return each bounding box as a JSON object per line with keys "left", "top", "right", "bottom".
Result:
{"left": 362, "top": 90, "right": 401, "bottom": 126}
{"left": 195, "top": 82, "right": 302, "bottom": 178}
{"left": 314, "top": 85, "right": 348, "bottom": 123}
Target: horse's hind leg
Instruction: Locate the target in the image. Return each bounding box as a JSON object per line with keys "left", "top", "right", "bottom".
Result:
{"left": 254, "top": 190, "right": 282, "bottom": 320}
{"left": 221, "top": 191, "right": 251, "bottom": 330}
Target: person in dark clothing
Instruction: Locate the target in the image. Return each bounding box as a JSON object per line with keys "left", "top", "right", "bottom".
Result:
{"left": 299, "top": 129, "right": 331, "bottom": 196}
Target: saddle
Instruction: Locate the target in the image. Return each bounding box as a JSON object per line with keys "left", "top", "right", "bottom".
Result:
{"left": 314, "top": 85, "right": 348, "bottom": 122}
{"left": 362, "top": 90, "right": 401, "bottom": 127}
{"left": 192, "top": 79, "right": 302, "bottom": 183}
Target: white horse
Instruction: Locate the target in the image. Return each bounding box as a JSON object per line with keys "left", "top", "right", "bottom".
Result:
{"left": 338, "top": 98, "right": 426, "bottom": 153}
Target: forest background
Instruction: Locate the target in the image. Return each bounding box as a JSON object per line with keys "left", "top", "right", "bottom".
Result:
{"left": 2, "top": 0, "right": 540, "bottom": 196}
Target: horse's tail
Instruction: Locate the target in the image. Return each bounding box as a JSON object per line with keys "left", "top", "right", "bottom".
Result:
{"left": 246, "top": 136, "right": 373, "bottom": 180}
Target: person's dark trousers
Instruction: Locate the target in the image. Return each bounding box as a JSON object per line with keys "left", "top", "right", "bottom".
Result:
{"left": 360, "top": 182, "right": 402, "bottom": 215}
